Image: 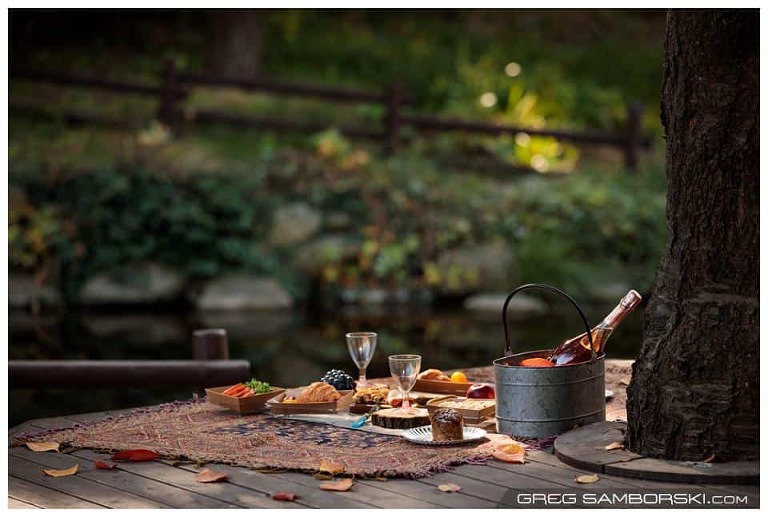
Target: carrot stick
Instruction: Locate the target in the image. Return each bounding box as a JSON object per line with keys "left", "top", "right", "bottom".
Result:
{"left": 231, "top": 386, "right": 251, "bottom": 397}
{"left": 222, "top": 384, "right": 243, "bottom": 396}
{"left": 238, "top": 388, "right": 255, "bottom": 398}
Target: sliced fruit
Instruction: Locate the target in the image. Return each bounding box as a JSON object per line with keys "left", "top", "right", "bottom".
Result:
{"left": 520, "top": 358, "right": 555, "bottom": 368}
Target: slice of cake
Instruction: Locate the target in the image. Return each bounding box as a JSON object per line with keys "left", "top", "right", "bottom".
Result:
{"left": 430, "top": 408, "right": 464, "bottom": 441}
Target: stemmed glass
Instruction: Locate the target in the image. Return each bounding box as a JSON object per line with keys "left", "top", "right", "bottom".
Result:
{"left": 388, "top": 354, "right": 421, "bottom": 414}
{"left": 346, "top": 332, "right": 377, "bottom": 388}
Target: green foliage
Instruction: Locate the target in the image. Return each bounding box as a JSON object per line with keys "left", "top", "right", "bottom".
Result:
{"left": 12, "top": 165, "right": 285, "bottom": 297}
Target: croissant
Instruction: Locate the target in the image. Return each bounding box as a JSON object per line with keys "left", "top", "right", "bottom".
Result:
{"left": 297, "top": 382, "right": 342, "bottom": 403}
{"left": 417, "top": 369, "right": 451, "bottom": 381}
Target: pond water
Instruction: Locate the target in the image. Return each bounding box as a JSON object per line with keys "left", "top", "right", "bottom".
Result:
{"left": 9, "top": 300, "right": 643, "bottom": 427}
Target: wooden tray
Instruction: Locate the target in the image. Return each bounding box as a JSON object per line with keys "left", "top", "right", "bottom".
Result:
{"left": 267, "top": 389, "right": 354, "bottom": 415}
{"left": 413, "top": 378, "right": 474, "bottom": 396}
{"left": 426, "top": 396, "right": 496, "bottom": 422}
{"left": 206, "top": 385, "right": 286, "bottom": 415}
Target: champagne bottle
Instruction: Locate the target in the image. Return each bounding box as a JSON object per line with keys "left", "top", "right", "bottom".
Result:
{"left": 547, "top": 290, "right": 642, "bottom": 366}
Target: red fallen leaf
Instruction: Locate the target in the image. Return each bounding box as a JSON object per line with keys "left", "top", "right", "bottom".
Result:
{"left": 272, "top": 492, "right": 297, "bottom": 501}
{"left": 111, "top": 449, "right": 160, "bottom": 462}
{"left": 94, "top": 460, "right": 118, "bottom": 470}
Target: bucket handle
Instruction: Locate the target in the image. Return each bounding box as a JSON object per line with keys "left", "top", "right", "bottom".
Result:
{"left": 502, "top": 283, "right": 593, "bottom": 356}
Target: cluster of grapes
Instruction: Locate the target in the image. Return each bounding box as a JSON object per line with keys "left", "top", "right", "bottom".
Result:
{"left": 321, "top": 369, "right": 355, "bottom": 390}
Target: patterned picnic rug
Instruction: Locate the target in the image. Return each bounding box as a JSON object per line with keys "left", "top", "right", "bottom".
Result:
{"left": 15, "top": 399, "right": 503, "bottom": 479}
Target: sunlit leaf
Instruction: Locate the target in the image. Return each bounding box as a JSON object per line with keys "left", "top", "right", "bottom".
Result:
{"left": 196, "top": 468, "right": 229, "bottom": 483}
{"left": 26, "top": 442, "right": 60, "bottom": 453}
{"left": 438, "top": 483, "right": 462, "bottom": 492}
{"left": 319, "top": 459, "right": 345, "bottom": 475}
{"left": 604, "top": 441, "right": 625, "bottom": 451}
{"left": 575, "top": 474, "right": 600, "bottom": 484}
{"left": 43, "top": 464, "right": 79, "bottom": 477}
{"left": 272, "top": 492, "right": 297, "bottom": 501}
{"left": 491, "top": 441, "right": 526, "bottom": 464}
{"left": 111, "top": 449, "right": 160, "bottom": 462}
{"left": 94, "top": 460, "right": 118, "bottom": 470}
{"left": 320, "top": 478, "right": 354, "bottom": 491}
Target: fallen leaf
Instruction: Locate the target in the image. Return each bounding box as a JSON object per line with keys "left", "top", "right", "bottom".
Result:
{"left": 43, "top": 464, "right": 79, "bottom": 477}
{"left": 272, "top": 492, "right": 297, "bottom": 501}
{"left": 196, "top": 468, "right": 229, "bottom": 483}
{"left": 491, "top": 441, "right": 526, "bottom": 464}
{"left": 619, "top": 377, "right": 631, "bottom": 386}
{"left": 575, "top": 474, "right": 600, "bottom": 484}
{"left": 313, "top": 472, "right": 334, "bottom": 480}
{"left": 320, "top": 478, "right": 354, "bottom": 491}
{"left": 111, "top": 449, "right": 160, "bottom": 462}
{"left": 438, "top": 483, "right": 462, "bottom": 492}
{"left": 26, "top": 442, "right": 60, "bottom": 453}
{"left": 319, "top": 459, "right": 345, "bottom": 475}
{"left": 604, "top": 441, "right": 625, "bottom": 451}
{"left": 93, "top": 460, "right": 118, "bottom": 470}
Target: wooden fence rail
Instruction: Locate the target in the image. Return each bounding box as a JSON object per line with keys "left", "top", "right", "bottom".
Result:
{"left": 10, "top": 60, "right": 652, "bottom": 171}
{"left": 9, "top": 329, "right": 246, "bottom": 390}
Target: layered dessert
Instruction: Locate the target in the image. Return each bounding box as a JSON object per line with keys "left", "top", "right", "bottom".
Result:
{"left": 430, "top": 408, "right": 464, "bottom": 441}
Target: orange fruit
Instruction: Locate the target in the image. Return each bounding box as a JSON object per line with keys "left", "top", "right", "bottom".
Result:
{"left": 450, "top": 371, "right": 468, "bottom": 383}
{"left": 520, "top": 358, "right": 555, "bottom": 368}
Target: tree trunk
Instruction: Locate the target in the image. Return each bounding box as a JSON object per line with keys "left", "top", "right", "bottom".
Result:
{"left": 207, "top": 10, "right": 264, "bottom": 80}
{"left": 625, "top": 11, "right": 758, "bottom": 461}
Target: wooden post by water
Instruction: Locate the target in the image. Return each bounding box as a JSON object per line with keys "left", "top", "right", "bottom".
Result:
{"left": 193, "top": 329, "right": 230, "bottom": 361}
{"left": 158, "top": 58, "right": 182, "bottom": 134}
{"left": 385, "top": 81, "right": 404, "bottom": 155}
{"left": 624, "top": 102, "right": 643, "bottom": 172}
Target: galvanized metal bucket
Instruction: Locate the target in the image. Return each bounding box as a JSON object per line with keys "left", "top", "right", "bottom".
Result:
{"left": 494, "top": 284, "right": 605, "bottom": 438}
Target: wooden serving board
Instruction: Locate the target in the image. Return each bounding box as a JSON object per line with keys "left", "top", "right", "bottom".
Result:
{"left": 371, "top": 407, "right": 431, "bottom": 429}
{"left": 413, "top": 379, "right": 474, "bottom": 396}
{"left": 267, "top": 390, "right": 353, "bottom": 415}
{"left": 206, "top": 386, "right": 286, "bottom": 415}
{"left": 426, "top": 396, "right": 496, "bottom": 420}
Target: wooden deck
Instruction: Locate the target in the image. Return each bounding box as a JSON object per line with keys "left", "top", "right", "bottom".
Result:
{"left": 9, "top": 408, "right": 759, "bottom": 509}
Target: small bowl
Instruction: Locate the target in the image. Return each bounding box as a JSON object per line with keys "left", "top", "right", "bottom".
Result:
{"left": 206, "top": 385, "right": 286, "bottom": 415}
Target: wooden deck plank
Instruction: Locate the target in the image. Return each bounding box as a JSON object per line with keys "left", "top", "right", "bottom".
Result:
{"left": 15, "top": 447, "right": 243, "bottom": 509}
{"left": 8, "top": 477, "right": 105, "bottom": 509}
{"left": 9, "top": 496, "right": 44, "bottom": 509}
{"left": 9, "top": 454, "right": 169, "bottom": 508}
{"left": 354, "top": 475, "right": 504, "bottom": 508}
{"left": 268, "top": 470, "right": 439, "bottom": 509}
{"left": 157, "top": 460, "right": 372, "bottom": 509}
{"left": 414, "top": 470, "right": 534, "bottom": 508}
{"left": 73, "top": 449, "right": 310, "bottom": 510}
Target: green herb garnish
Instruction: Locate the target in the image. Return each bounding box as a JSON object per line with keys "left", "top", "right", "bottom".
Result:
{"left": 245, "top": 379, "right": 273, "bottom": 394}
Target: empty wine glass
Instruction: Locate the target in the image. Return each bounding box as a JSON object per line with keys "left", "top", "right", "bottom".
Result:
{"left": 388, "top": 354, "right": 421, "bottom": 414}
{"left": 346, "top": 332, "right": 377, "bottom": 388}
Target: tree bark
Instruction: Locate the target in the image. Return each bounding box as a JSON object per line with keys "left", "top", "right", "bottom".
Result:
{"left": 625, "top": 11, "right": 758, "bottom": 461}
{"left": 207, "top": 10, "right": 264, "bottom": 80}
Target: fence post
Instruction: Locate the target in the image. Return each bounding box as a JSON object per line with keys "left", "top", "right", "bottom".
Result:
{"left": 158, "top": 58, "right": 181, "bottom": 134}
{"left": 385, "top": 81, "right": 404, "bottom": 155}
{"left": 193, "top": 328, "right": 231, "bottom": 395}
{"left": 624, "top": 102, "right": 643, "bottom": 172}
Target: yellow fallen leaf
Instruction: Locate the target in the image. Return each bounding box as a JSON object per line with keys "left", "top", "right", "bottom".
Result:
{"left": 604, "top": 441, "right": 625, "bottom": 451}
{"left": 438, "top": 483, "right": 462, "bottom": 492}
{"left": 319, "top": 478, "right": 354, "bottom": 491}
{"left": 43, "top": 464, "right": 79, "bottom": 477}
{"left": 26, "top": 442, "right": 60, "bottom": 453}
{"left": 319, "top": 459, "right": 345, "bottom": 475}
{"left": 196, "top": 468, "right": 229, "bottom": 483}
{"left": 575, "top": 474, "right": 600, "bottom": 484}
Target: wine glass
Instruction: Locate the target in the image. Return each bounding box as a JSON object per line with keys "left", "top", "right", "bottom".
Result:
{"left": 346, "top": 332, "right": 377, "bottom": 388}
{"left": 388, "top": 354, "right": 421, "bottom": 414}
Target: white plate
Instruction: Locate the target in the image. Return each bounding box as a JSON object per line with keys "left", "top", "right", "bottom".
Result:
{"left": 402, "top": 425, "right": 487, "bottom": 446}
